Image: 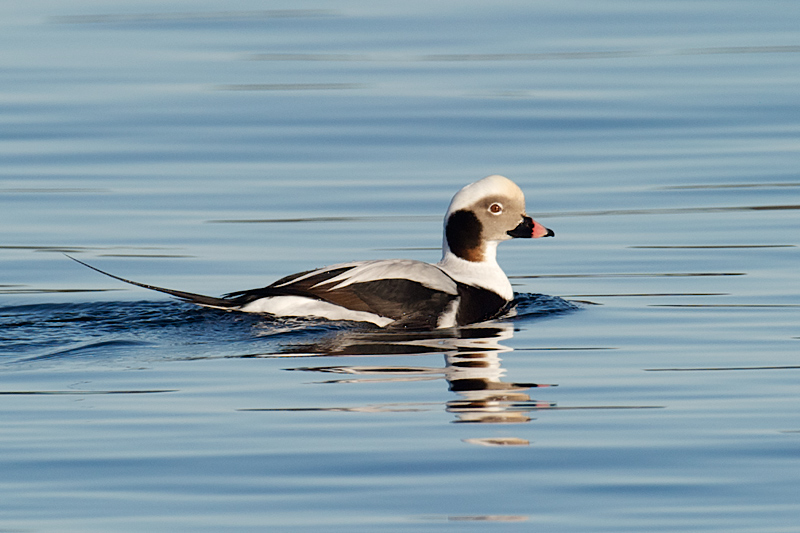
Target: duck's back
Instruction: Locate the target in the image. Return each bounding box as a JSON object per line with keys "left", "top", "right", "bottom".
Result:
{"left": 228, "top": 259, "right": 464, "bottom": 328}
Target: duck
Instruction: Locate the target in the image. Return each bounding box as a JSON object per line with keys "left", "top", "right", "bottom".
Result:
{"left": 69, "top": 175, "right": 553, "bottom": 329}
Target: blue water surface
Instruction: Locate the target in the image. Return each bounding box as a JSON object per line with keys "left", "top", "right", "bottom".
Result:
{"left": 1, "top": 1, "right": 799, "bottom": 531}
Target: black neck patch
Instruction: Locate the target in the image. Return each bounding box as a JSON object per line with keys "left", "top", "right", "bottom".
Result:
{"left": 445, "top": 209, "right": 484, "bottom": 262}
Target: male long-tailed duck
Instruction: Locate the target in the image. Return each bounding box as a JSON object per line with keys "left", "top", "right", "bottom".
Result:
{"left": 70, "top": 175, "right": 553, "bottom": 329}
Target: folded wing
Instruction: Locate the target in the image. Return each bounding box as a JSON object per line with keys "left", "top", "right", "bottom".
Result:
{"left": 226, "top": 260, "right": 460, "bottom": 328}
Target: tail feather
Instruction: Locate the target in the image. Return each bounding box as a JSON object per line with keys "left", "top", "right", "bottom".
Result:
{"left": 65, "top": 254, "right": 236, "bottom": 309}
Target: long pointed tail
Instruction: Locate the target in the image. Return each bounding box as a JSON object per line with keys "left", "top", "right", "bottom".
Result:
{"left": 65, "top": 254, "right": 237, "bottom": 309}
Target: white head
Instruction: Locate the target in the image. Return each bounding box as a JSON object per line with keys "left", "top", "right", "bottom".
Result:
{"left": 442, "top": 175, "right": 553, "bottom": 263}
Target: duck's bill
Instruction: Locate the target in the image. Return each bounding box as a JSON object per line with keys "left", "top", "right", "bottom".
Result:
{"left": 507, "top": 216, "right": 554, "bottom": 239}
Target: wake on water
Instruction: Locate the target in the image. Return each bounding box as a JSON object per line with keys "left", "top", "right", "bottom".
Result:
{"left": 0, "top": 294, "right": 579, "bottom": 365}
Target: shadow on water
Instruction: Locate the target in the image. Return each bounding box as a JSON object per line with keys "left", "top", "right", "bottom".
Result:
{"left": 0, "top": 301, "right": 263, "bottom": 361}
{"left": 236, "top": 294, "right": 659, "bottom": 444}
{"left": 0, "top": 293, "right": 576, "bottom": 360}
{"left": 1, "top": 294, "right": 656, "bottom": 443}
{"left": 232, "top": 295, "right": 582, "bottom": 445}
{"left": 261, "top": 323, "right": 560, "bottom": 430}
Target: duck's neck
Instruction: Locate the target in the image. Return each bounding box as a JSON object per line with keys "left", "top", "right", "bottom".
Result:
{"left": 437, "top": 241, "right": 514, "bottom": 301}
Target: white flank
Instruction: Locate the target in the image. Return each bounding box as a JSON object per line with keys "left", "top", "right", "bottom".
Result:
{"left": 436, "top": 298, "right": 460, "bottom": 328}
{"left": 238, "top": 295, "right": 394, "bottom": 327}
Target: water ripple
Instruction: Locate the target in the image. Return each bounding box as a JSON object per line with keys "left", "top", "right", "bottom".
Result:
{"left": 14, "top": 339, "right": 153, "bottom": 363}
{"left": 50, "top": 10, "right": 337, "bottom": 24}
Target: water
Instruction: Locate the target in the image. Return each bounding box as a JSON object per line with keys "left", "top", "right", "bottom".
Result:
{"left": 2, "top": 1, "right": 799, "bottom": 531}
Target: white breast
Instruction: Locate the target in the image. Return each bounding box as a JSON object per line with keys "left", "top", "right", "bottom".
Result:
{"left": 437, "top": 243, "right": 514, "bottom": 301}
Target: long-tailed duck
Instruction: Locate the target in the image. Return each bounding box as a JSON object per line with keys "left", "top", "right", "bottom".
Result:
{"left": 69, "top": 175, "right": 553, "bottom": 328}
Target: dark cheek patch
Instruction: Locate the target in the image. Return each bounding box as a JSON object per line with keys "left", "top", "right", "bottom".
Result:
{"left": 446, "top": 210, "right": 484, "bottom": 262}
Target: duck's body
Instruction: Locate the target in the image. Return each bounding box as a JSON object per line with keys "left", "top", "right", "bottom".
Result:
{"left": 71, "top": 175, "right": 553, "bottom": 329}
{"left": 224, "top": 259, "right": 508, "bottom": 328}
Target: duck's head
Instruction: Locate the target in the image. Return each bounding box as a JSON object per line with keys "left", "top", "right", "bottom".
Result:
{"left": 442, "top": 175, "right": 553, "bottom": 263}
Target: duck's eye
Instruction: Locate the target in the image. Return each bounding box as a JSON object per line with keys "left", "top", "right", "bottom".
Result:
{"left": 489, "top": 202, "right": 503, "bottom": 214}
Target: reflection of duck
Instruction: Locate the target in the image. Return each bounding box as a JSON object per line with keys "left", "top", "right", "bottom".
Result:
{"left": 69, "top": 175, "right": 553, "bottom": 328}
{"left": 280, "top": 322, "right": 556, "bottom": 432}
{"left": 443, "top": 326, "right": 555, "bottom": 424}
